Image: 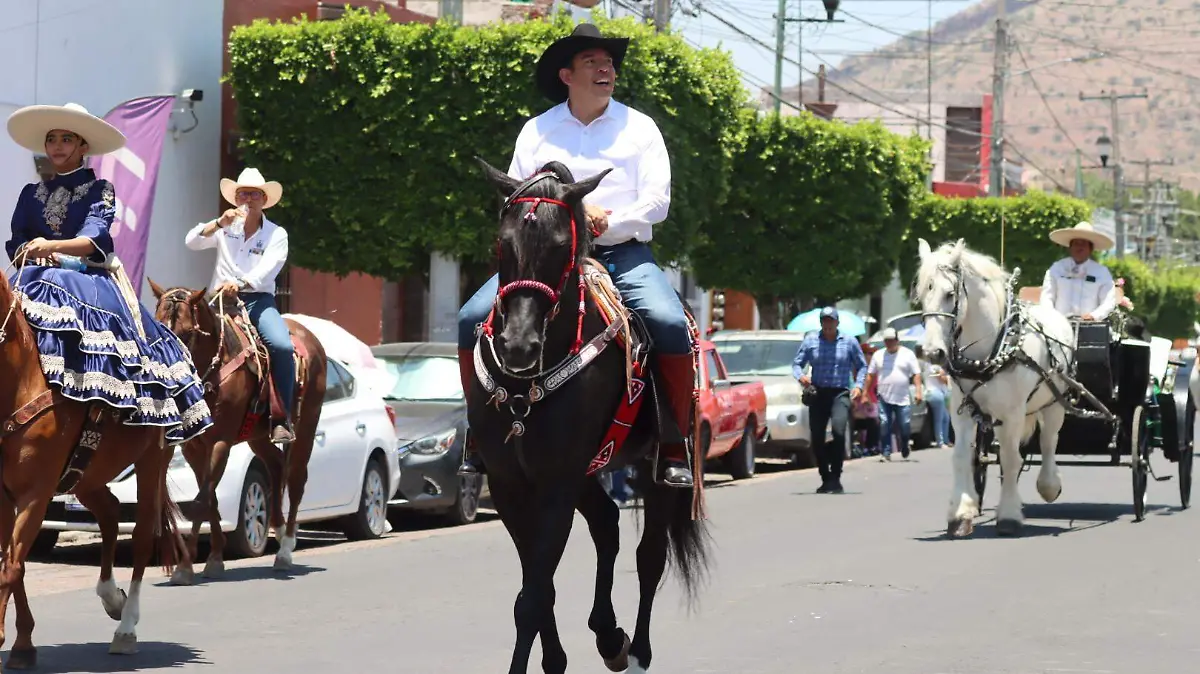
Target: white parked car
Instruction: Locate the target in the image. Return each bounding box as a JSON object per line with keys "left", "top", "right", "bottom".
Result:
{"left": 38, "top": 359, "right": 401, "bottom": 558}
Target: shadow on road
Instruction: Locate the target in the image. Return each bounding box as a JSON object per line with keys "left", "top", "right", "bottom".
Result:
{"left": 911, "top": 500, "right": 1175, "bottom": 541}
{"left": 8, "top": 641, "right": 206, "bottom": 672}
{"left": 150, "top": 562, "right": 326, "bottom": 588}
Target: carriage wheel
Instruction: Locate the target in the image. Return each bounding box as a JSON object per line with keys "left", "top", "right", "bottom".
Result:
{"left": 1181, "top": 393, "right": 1194, "bottom": 509}
{"left": 973, "top": 426, "right": 989, "bottom": 506}
{"left": 1131, "top": 405, "right": 1149, "bottom": 522}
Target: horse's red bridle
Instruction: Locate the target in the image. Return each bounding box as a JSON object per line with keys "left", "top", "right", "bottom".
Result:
{"left": 482, "top": 178, "right": 588, "bottom": 355}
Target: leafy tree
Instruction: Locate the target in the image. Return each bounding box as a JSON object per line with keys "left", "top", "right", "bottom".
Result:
{"left": 226, "top": 10, "right": 749, "bottom": 278}
{"left": 690, "top": 112, "right": 930, "bottom": 328}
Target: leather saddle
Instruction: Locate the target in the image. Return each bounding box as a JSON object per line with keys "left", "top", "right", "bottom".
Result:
{"left": 215, "top": 306, "right": 310, "bottom": 435}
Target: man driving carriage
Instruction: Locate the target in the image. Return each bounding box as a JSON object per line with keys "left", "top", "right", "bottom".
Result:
{"left": 1039, "top": 221, "right": 1118, "bottom": 322}
{"left": 456, "top": 22, "right": 696, "bottom": 488}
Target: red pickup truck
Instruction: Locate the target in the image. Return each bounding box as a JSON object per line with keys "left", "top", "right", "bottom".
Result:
{"left": 696, "top": 340, "right": 768, "bottom": 480}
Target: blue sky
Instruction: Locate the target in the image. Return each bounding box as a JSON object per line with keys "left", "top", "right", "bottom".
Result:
{"left": 583, "top": 0, "right": 988, "bottom": 96}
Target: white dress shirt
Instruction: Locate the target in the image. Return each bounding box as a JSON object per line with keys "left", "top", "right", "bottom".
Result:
{"left": 507, "top": 100, "right": 670, "bottom": 246}
{"left": 184, "top": 215, "right": 289, "bottom": 295}
{"left": 1039, "top": 257, "right": 1117, "bottom": 320}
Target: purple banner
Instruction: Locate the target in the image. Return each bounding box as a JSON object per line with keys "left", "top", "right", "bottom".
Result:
{"left": 88, "top": 95, "right": 176, "bottom": 293}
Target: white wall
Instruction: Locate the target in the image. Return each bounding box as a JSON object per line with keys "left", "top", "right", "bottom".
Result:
{"left": 0, "top": 0, "right": 225, "bottom": 307}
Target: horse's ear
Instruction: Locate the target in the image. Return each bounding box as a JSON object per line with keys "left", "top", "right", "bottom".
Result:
{"left": 189, "top": 288, "right": 206, "bottom": 305}
{"left": 917, "top": 238, "right": 932, "bottom": 261}
{"left": 564, "top": 168, "right": 613, "bottom": 203}
{"left": 475, "top": 156, "right": 521, "bottom": 198}
{"left": 148, "top": 278, "right": 166, "bottom": 299}
{"left": 1193, "top": 321, "right": 1200, "bottom": 336}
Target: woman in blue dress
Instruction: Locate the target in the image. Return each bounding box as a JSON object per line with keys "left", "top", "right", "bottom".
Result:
{"left": 5, "top": 102, "right": 213, "bottom": 445}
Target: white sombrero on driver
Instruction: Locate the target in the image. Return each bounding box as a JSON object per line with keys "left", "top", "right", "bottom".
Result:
{"left": 6, "top": 102, "right": 126, "bottom": 156}
{"left": 220, "top": 168, "right": 283, "bottom": 209}
{"left": 1049, "top": 221, "right": 1113, "bottom": 251}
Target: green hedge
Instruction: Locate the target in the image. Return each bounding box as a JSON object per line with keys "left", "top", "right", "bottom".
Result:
{"left": 226, "top": 10, "right": 749, "bottom": 277}
{"left": 1103, "top": 257, "right": 1200, "bottom": 339}
{"left": 690, "top": 112, "right": 930, "bottom": 323}
{"left": 899, "top": 191, "right": 1093, "bottom": 290}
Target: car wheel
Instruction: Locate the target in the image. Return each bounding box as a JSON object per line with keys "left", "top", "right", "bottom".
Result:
{"left": 444, "top": 474, "right": 483, "bottom": 526}
{"left": 30, "top": 530, "right": 59, "bottom": 557}
{"left": 728, "top": 423, "right": 757, "bottom": 480}
{"left": 227, "top": 468, "right": 270, "bottom": 559}
{"left": 343, "top": 458, "right": 390, "bottom": 540}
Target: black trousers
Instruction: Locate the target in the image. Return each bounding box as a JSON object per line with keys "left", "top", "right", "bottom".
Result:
{"left": 809, "top": 387, "right": 850, "bottom": 480}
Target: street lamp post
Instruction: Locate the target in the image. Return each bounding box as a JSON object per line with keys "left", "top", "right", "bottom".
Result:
{"left": 1096, "top": 132, "right": 1126, "bottom": 258}
{"left": 774, "top": 0, "right": 842, "bottom": 115}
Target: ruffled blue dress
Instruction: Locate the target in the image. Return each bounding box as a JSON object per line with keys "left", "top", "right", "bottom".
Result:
{"left": 6, "top": 167, "right": 214, "bottom": 445}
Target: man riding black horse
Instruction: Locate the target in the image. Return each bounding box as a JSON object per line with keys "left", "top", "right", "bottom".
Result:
{"left": 457, "top": 22, "right": 696, "bottom": 487}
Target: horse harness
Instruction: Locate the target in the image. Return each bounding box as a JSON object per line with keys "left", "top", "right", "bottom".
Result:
{"left": 921, "top": 263, "right": 1116, "bottom": 436}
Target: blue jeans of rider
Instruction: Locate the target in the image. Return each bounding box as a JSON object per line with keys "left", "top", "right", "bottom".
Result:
{"left": 457, "top": 241, "right": 692, "bottom": 355}
{"left": 241, "top": 293, "right": 295, "bottom": 419}
{"left": 878, "top": 401, "right": 912, "bottom": 458}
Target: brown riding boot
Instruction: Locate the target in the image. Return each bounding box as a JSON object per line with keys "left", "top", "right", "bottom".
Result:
{"left": 456, "top": 348, "right": 486, "bottom": 477}
{"left": 656, "top": 353, "right": 697, "bottom": 488}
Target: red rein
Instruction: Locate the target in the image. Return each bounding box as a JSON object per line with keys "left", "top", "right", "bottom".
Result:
{"left": 483, "top": 196, "right": 587, "bottom": 355}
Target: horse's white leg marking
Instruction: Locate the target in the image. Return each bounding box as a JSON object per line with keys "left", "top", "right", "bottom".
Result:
{"left": 995, "top": 419, "right": 1025, "bottom": 524}
{"left": 1036, "top": 405, "right": 1066, "bottom": 503}
{"left": 97, "top": 577, "right": 126, "bottom": 617}
{"left": 109, "top": 580, "right": 141, "bottom": 654}
{"left": 626, "top": 654, "right": 649, "bottom": 673}
{"left": 273, "top": 530, "right": 296, "bottom": 571}
{"left": 948, "top": 408, "right": 979, "bottom": 523}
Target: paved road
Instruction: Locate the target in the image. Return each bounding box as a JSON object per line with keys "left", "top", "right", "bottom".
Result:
{"left": 9, "top": 447, "right": 1200, "bottom": 673}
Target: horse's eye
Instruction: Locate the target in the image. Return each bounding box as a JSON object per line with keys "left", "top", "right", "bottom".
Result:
{"left": 945, "top": 292, "right": 954, "bottom": 301}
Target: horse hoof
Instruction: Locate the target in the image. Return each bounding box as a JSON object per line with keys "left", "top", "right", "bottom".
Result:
{"left": 996, "top": 519, "right": 1023, "bottom": 537}
{"left": 945, "top": 518, "right": 974, "bottom": 538}
{"left": 109, "top": 632, "right": 138, "bottom": 655}
{"left": 169, "top": 567, "right": 194, "bottom": 586}
{"left": 201, "top": 559, "right": 225, "bottom": 579}
{"left": 272, "top": 556, "right": 291, "bottom": 573}
{"left": 103, "top": 588, "right": 127, "bottom": 621}
{"left": 5, "top": 648, "right": 37, "bottom": 670}
{"left": 602, "top": 632, "right": 631, "bottom": 672}
{"left": 626, "top": 654, "right": 649, "bottom": 674}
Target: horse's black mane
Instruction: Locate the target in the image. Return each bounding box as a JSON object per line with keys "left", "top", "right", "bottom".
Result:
{"left": 503, "top": 161, "right": 593, "bottom": 262}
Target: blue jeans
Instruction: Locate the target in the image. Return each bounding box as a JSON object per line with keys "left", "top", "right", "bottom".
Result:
{"left": 241, "top": 293, "right": 295, "bottom": 419}
{"left": 457, "top": 241, "right": 692, "bottom": 354}
{"left": 879, "top": 401, "right": 911, "bottom": 457}
{"left": 925, "top": 388, "right": 949, "bottom": 445}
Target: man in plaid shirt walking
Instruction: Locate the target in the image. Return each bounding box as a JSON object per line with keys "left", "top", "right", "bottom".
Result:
{"left": 792, "top": 307, "right": 867, "bottom": 493}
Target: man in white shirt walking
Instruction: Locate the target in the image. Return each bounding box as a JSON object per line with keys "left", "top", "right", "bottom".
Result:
{"left": 864, "top": 328, "right": 922, "bottom": 460}
{"left": 1040, "top": 222, "right": 1117, "bottom": 321}
{"left": 184, "top": 168, "right": 295, "bottom": 443}
{"left": 456, "top": 22, "right": 695, "bottom": 488}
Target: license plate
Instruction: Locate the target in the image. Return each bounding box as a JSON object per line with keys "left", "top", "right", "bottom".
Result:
{"left": 63, "top": 495, "right": 87, "bottom": 512}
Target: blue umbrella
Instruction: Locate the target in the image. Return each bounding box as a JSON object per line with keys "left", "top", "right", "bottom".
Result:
{"left": 786, "top": 309, "right": 867, "bottom": 337}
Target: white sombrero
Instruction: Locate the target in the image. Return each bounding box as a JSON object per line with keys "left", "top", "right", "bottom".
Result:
{"left": 220, "top": 168, "right": 283, "bottom": 209}
{"left": 1049, "top": 221, "right": 1113, "bottom": 251}
{"left": 6, "top": 102, "right": 125, "bottom": 156}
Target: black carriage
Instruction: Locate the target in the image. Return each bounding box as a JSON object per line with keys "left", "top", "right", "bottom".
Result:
{"left": 972, "top": 319, "right": 1194, "bottom": 521}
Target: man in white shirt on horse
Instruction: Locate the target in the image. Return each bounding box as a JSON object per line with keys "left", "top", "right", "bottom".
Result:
{"left": 456, "top": 23, "right": 695, "bottom": 488}
{"left": 1040, "top": 222, "right": 1118, "bottom": 322}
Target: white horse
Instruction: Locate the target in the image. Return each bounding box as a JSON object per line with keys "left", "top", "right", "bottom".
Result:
{"left": 914, "top": 238, "right": 1078, "bottom": 537}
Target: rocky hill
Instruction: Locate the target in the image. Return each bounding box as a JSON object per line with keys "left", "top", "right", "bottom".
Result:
{"left": 787, "top": 0, "right": 1200, "bottom": 191}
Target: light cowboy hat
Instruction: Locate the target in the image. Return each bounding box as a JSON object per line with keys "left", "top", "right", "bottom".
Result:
{"left": 6, "top": 102, "right": 126, "bottom": 156}
{"left": 1049, "top": 221, "right": 1114, "bottom": 251}
{"left": 220, "top": 168, "right": 283, "bottom": 209}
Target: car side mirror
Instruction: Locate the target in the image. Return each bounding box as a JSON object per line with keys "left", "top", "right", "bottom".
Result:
{"left": 711, "top": 378, "right": 731, "bottom": 390}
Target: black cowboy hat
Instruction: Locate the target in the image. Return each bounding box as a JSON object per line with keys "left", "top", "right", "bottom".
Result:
{"left": 535, "top": 23, "right": 630, "bottom": 103}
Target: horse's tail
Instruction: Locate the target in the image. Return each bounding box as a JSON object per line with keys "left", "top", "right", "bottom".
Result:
{"left": 666, "top": 479, "right": 712, "bottom": 609}
{"left": 156, "top": 434, "right": 185, "bottom": 575}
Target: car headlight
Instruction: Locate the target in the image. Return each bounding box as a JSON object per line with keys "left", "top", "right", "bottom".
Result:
{"left": 404, "top": 428, "right": 457, "bottom": 456}
{"left": 168, "top": 447, "right": 188, "bottom": 470}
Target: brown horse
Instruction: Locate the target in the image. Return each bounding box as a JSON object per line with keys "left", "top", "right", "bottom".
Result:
{"left": 0, "top": 272, "right": 185, "bottom": 668}
{"left": 149, "top": 281, "right": 326, "bottom": 581}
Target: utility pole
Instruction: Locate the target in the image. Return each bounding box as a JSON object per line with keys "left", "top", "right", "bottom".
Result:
{"left": 987, "top": 0, "right": 1008, "bottom": 197}
{"left": 653, "top": 0, "right": 671, "bottom": 32}
{"left": 773, "top": 0, "right": 787, "bottom": 116}
{"left": 1080, "top": 90, "right": 1148, "bottom": 257}
{"left": 781, "top": 2, "right": 843, "bottom": 110}
{"left": 1127, "top": 158, "right": 1175, "bottom": 259}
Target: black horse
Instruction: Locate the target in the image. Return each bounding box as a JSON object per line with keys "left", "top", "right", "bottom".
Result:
{"left": 468, "top": 158, "right": 711, "bottom": 674}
